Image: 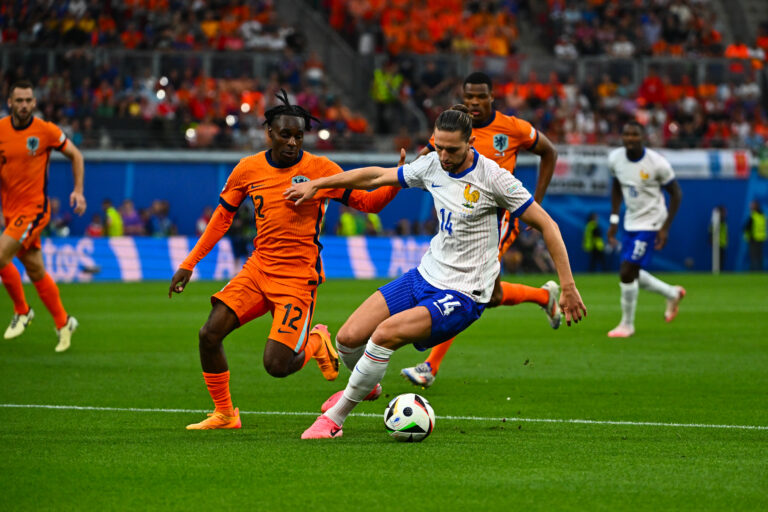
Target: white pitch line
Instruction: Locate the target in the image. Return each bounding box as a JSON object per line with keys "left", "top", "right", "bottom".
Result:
{"left": 1, "top": 403, "right": 766, "bottom": 431}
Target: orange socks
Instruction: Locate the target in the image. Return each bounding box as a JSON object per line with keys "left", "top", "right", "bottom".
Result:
{"left": 500, "top": 282, "right": 549, "bottom": 307}
{"left": 301, "top": 331, "right": 323, "bottom": 368}
{"left": 203, "top": 371, "right": 234, "bottom": 415}
{"left": 32, "top": 273, "right": 68, "bottom": 329}
{"left": 0, "top": 263, "right": 28, "bottom": 314}
{"left": 425, "top": 338, "right": 455, "bottom": 375}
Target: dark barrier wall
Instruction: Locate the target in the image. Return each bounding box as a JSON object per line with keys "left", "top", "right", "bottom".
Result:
{"left": 47, "top": 158, "right": 765, "bottom": 272}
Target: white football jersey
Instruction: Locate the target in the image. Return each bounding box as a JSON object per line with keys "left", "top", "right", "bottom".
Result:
{"left": 608, "top": 147, "right": 675, "bottom": 231}
{"left": 398, "top": 149, "right": 533, "bottom": 303}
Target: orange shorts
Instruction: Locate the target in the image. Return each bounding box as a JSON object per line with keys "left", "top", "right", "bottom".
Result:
{"left": 212, "top": 258, "right": 317, "bottom": 353}
{"left": 3, "top": 210, "right": 50, "bottom": 253}
{"left": 498, "top": 211, "right": 520, "bottom": 260}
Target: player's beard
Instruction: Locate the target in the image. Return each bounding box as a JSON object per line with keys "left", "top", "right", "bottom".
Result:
{"left": 12, "top": 109, "right": 32, "bottom": 126}
{"left": 440, "top": 148, "right": 470, "bottom": 174}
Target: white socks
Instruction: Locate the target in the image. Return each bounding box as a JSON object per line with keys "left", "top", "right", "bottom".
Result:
{"left": 638, "top": 270, "right": 677, "bottom": 300}
{"left": 325, "top": 340, "right": 393, "bottom": 426}
{"left": 336, "top": 337, "right": 365, "bottom": 371}
{"left": 619, "top": 280, "right": 639, "bottom": 327}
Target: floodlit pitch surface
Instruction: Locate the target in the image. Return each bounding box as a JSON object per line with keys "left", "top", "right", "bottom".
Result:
{"left": 1, "top": 274, "right": 766, "bottom": 510}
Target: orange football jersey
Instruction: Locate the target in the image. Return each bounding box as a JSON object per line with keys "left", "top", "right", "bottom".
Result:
{"left": 0, "top": 116, "right": 67, "bottom": 216}
{"left": 218, "top": 150, "right": 396, "bottom": 286}
{"left": 428, "top": 110, "right": 538, "bottom": 173}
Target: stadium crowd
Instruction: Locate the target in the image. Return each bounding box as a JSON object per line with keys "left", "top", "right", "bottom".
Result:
{"left": 0, "top": 0, "right": 766, "bottom": 154}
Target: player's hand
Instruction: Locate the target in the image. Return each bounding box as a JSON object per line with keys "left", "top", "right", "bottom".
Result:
{"left": 169, "top": 268, "right": 193, "bottom": 298}
{"left": 655, "top": 228, "right": 669, "bottom": 250}
{"left": 284, "top": 181, "right": 319, "bottom": 206}
{"left": 606, "top": 224, "right": 618, "bottom": 247}
{"left": 559, "top": 283, "right": 587, "bottom": 326}
{"left": 398, "top": 148, "right": 406, "bottom": 166}
{"left": 70, "top": 191, "right": 86, "bottom": 215}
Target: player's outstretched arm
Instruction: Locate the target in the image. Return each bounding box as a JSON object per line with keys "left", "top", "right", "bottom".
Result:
{"left": 60, "top": 141, "right": 86, "bottom": 215}
{"left": 528, "top": 131, "right": 558, "bottom": 204}
{"left": 520, "top": 201, "right": 587, "bottom": 326}
{"left": 168, "top": 205, "right": 236, "bottom": 298}
{"left": 345, "top": 149, "right": 406, "bottom": 213}
{"left": 285, "top": 166, "right": 400, "bottom": 206}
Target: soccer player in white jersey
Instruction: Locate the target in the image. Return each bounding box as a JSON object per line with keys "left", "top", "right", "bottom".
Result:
{"left": 284, "top": 106, "right": 587, "bottom": 439}
{"left": 606, "top": 121, "right": 685, "bottom": 338}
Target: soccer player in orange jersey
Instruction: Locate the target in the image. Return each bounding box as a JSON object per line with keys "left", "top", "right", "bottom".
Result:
{"left": 400, "top": 72, "right": 560, "bottom": 388}
{"left": 169, "top": 91, "right": 400, "bottom": 430}
{"left": 0, "top": 80, "right": 86, "bottom": 352}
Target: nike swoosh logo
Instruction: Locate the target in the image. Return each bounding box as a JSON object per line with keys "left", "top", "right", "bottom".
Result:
{"left": 250, "top": 184, "right": 261, "bottom": 190}
{"left": 431, "top": 184, "right": 442, "bottom": 188}
{"left": 330, "top": 428, "right": 342, "bottom": 437}
{"left": 277, "top": 328, "right": 291, "bottom": 334}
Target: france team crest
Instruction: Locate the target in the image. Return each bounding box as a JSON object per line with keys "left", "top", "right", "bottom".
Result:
{"left": 493, "top": 134, "right": 508, "bottom": 152}
{"left": 26, "top": 136, "right": 40, "bottom": 155}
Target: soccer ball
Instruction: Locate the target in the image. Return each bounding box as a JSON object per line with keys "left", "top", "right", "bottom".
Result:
{"left": 383, "top": 393, "right": 435, "bottom": 442}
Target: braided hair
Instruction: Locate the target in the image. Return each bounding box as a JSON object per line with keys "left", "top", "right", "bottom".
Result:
{"left": 263, "top": 89, "right": 320, "bottom": 130}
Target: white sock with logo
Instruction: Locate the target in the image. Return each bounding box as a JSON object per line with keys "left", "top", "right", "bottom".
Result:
{"left": 638, "top": 270, "right": 677, "bottom": 299}
{"left": 325, "top": 340, "right": 393, "bottom": 426}
{"left": 619, "top": 280, "right": 639, "bottom": 327}
{"left": 336, "top": 337, "right": 365, "bottom": 371}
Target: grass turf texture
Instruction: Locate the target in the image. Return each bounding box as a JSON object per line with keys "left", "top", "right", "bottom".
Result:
{"left": 1, "top": 273, "right": 766, "bottom": 511}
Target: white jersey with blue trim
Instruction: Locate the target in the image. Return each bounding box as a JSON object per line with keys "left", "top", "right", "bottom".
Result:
{"left": 608, "top": 147, "right": 675, "bottom": 232}
{"left": 398, "top": 149, "right": 533, "bottom": 303}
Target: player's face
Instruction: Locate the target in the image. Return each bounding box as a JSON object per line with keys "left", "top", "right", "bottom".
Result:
{"left": 434, "top": 129, "right": 472, "bottom": 173}
{"left": 621, "top": 125, "right": 644, "bottom": 153}
{"left": 462, "top": 83, "right": 493, "bottom": 125}
{"left": 268, "top": 115, "right": 304, "bottom": 164}
{"left": 8, "top": 87, "right": 36, "bottom": 125}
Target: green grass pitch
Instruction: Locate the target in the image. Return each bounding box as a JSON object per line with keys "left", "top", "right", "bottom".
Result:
{"left": 1, "top": 273, "right": 767, "bottom": 511}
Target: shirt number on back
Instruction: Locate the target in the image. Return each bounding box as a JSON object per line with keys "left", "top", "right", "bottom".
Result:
{"left": 439, "top": 208, "right": 453, "bottom": 235}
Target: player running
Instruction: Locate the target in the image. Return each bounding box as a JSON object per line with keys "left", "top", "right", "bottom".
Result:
{"left": 0, "top": 80, "right": 86, "bottom": 352}
{"left": 606, "top": 120, "right": 685, "bottom": 338}
{"left": 169, "top": 91, "right": 400, "bottom": 430}
{"left": 401, "top": 72, "right": 560, "bottom": 388}
{"left": 285, "top": 105, "right": 587, "bottom": 439}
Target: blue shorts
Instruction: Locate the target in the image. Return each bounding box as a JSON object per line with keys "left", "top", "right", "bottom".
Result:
{"left": 620, "top": 231, "right": 657, "bottom": 268}
{"left": 378, "top": 268, "right": 486, "bottom": 351}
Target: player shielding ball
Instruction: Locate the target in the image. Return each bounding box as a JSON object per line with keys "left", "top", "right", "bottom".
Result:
{"left": 169, "top": 91, "right": 399, "bottom": 430}
{"left": 285, "top": 105, "right": 586, "bottom": 439}
{"left": 606, "top": 120, "right": 685, "bottom": 338}
{"left": 401, "top": 72, "right": 561, "bottom": 389}
{"left": 0, "top": 80, "right": 86, "bottom": 352}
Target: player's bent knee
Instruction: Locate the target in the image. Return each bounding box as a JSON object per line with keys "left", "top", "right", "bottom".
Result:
{"left": 262, "top": 357, "right": 291, "bottom": 378}
{"left": 488, "top": 287, "right": 503, "bottom": 308}
{"left": 198, "top": 324, "right": 224, "bottom": 349}
{"left": 336, "top": 324, "right": 368, "bottom": 349}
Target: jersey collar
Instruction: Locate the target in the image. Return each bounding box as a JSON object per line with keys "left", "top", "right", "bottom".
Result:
{"left": 448, "top": 148, "right": 479, "bottom": 179}
{"left": 472, "top": 110, "right": 496, "bottom": 129}
{"left": 10, "top": 115, "right": 34, "bottom": 131}
{"left": 266, "top": 149, "right": 304, "bottom": 168}
{"left": 626, "top": 148, "right": 645, "bottom": 162}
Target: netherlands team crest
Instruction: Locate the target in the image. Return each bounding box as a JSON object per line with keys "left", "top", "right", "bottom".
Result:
{"left": 493, "top": 134, "right": 508, "bottom": 152}
{"left": 292, "top": 175, "right": 309, "bottom": 184}
{"left": 26, "top": 136, "right": 40, "bottom": 155}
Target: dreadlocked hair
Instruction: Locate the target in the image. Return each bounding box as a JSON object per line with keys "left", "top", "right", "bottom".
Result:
{"left": 263, "top": 89, "right": 320, "bottom": 130}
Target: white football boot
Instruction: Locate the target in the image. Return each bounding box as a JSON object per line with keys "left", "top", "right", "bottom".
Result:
{"left": 541, "top": 280, "right": 562, "bottom": 329}
{"left": 4, "top": 308, "right": 34, "bottom": 339}
{"left": 55, "top": 316, "right": 78, "bottom": 352}
{"left": 400, "top": 362, "right": 436, "bottom": 389}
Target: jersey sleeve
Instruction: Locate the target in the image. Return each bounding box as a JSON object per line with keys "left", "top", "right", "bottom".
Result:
{"left": 341, "top": 186, "right": 400, "bottom": 213}
{"left": 656, "top": 154, "right": 675, "bottom": 185}
{"left": 218, "top": 161, "right": 249, "bottom": 212}
{"left": 47, "top": 121, "right": 68, "bottom": 150}
{"left": 505, "top": 116, "right": 538, "bottom": 151}
{"left": 397, "top": 154, "right": 434, "bottom": 189}
{"left": 179, "top": 205, "right": 236, "bottom": 270}
{"left": 489, "top": 167, "right": 533, "bottom": 218}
